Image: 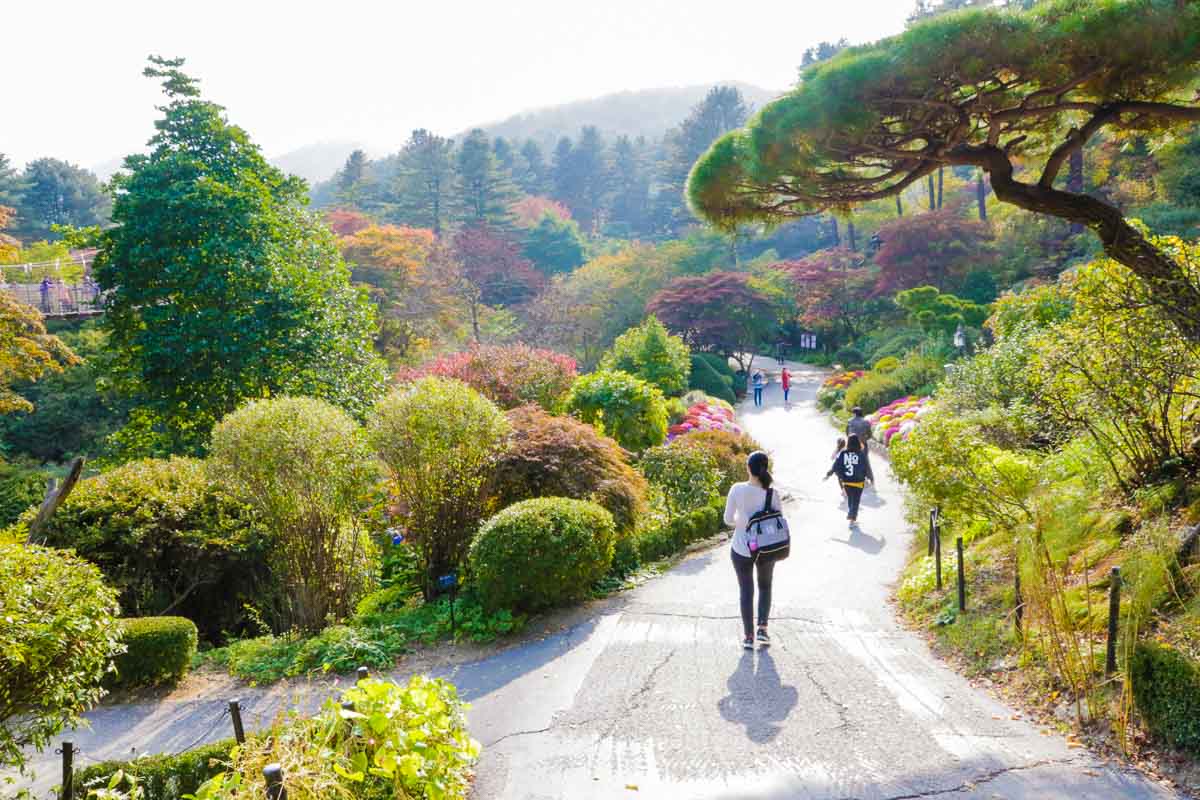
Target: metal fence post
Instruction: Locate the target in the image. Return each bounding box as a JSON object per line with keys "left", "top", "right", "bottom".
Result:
{"left": 228, "top": 699, "right": 245, "bottom": 744}
{"left": 956, "top": 536, "right": 966, "bottom": 612}
{"left": 356, "top": 666, "right": 369, "bottom": 682}
{"left": 1014, "top": 555, "right": 1023, "bottom": 635}
{"left": 934, "top": 521, "right": 943, "bottom": 591}
{"left": 1106, "top": 567, "right": 1122, "bottom": 676}
{"left": 60, "top": 741, "right": 73, "bottom": 800}
{"left": 264, "top": 763, "right": 286, "bottom": 800}
{"left": 928, "top": 507, "right": 936, "bottom": 557}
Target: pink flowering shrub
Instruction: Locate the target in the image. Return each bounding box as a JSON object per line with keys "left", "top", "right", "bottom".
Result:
{"left": 869, "top": 396, "right": 934, "bottom": 445}
{"left": 667, "top": 400, "right": 744, "bottom": 439}
{"left": 399, "top": 344, "right": 577, "bottom": 412}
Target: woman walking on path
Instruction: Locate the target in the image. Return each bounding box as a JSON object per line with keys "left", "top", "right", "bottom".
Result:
{"left": 751, "top": 370, "right": 765, "bottom": 407}
{"left": 825, "top": 433, "right": 873, "bottom": 526}
{"left": 724, "top": 451, "right": 782, "bottom": 650}
{"left": 781, "top": 367, "right": 791, "bottom": 405}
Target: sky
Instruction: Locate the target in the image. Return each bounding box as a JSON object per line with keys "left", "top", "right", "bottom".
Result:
{"left": 5, "top": 0, "right": 912, "bottom": 171}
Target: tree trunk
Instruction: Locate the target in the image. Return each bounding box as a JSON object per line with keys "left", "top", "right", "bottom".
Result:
{"left": 896, "top": 194, "right": 903, "bottom": 217}
{"left": 937, "top": 167, "right": 944, "bottom": 209}
{"left": 1067, "top": 148, "right": 1084, "bottom": 235}
{"left": 976, "top": 170, "right": 987, "bottom": 221}
{"left": 847, "top": 219, "right": 857, "bottom": 252}
{"left": 26, "top": 457, "right": 84, "bottom": 544}
{"left": 927, "top": 174, "right": 936, "bottom": 211}
{"left": 830, "top": 215, "right": 840, "bottom": 247}
{"left": 985, "top": 156, "right": 1200, "bottom": 341}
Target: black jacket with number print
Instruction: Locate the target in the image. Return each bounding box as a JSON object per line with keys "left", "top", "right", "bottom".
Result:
{"left": 826, "top": 448, "right": 873, "bottom": 484}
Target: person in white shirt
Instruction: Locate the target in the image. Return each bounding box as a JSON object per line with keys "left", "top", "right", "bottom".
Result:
{"left": 723, "top": 451, "right": 783, "bottom": 650}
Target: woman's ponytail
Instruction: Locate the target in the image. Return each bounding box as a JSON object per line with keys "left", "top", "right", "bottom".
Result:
{"left": 747, "top": 450, "right": 772, "bottom": 489}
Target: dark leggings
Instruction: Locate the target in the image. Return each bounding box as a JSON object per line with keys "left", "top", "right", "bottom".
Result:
{"left": 732, "top": 550, "right": 776, "bottom": 638}
{"left": 845, "top": 485, "right": 863, "bottom": 520}
{"left": 753, "top": 387, "right": 763, "bottom": 406}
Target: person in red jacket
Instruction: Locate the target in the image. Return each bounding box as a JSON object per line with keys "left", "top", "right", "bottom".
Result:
{"left": 781, "top": 367, "right": 791, "bottom": 405}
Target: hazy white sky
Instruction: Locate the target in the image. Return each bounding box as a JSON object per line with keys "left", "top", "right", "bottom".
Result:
{"left": 6, "top": 0, "right": 912, "bottom": 170}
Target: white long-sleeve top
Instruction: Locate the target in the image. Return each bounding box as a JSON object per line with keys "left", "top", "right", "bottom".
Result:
{"left": 723, "top": 481, "right": 782, "bottom": 557}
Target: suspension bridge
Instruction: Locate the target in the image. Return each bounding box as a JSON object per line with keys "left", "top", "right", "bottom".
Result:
{"left": 1, "top": 250, "right": 103, "bottom": 318}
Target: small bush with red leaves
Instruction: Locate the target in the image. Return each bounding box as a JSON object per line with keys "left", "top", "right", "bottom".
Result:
{"left": 399, "top": 344, "right": 577, "bottom": 412}
{"left": 487, "top": 405, "right": 648, "bottom": 537}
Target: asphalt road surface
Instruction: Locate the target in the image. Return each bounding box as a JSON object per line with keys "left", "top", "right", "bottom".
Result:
{"left": 11, "top": 364, "right": 1182, "bottom": 800}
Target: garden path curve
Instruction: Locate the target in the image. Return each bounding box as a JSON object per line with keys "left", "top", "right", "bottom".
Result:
{"left": 11, "top": 364, "right": 1184, "bottom": 799}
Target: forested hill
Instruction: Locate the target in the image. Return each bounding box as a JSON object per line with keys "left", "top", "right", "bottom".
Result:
{"left": 469, "top": 82, "right": 780, "bottom": 150}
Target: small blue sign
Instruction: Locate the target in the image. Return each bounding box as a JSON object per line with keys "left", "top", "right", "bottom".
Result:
{"left": 437, "top": 573, "right": 458, "bottom": 592}
{"left": 388, "top": 528, "right": 405, "bottom": 546}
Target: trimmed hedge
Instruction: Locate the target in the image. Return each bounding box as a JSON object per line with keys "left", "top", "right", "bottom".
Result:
{"left": 688, "top": 355, "right": 736, "bottom": 404}
{"left": 636, "top": 501, "right": 726, "bottom": 563}
{"left": 1131, "top": 640, "right": 1200, "bottom": 754}
{"left": 75, "top": 738, "right": 235, "bottom": 800}
{"left": 471, "top": 498, "right": 616, "bottom": 613}
{"left": 109, "top": 617, "right": 198, "bottom": 689}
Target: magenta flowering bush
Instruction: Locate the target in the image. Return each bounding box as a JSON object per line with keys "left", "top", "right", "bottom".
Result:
{"left": 869, "top": 395, "right": 934, "bottom": 445}
{"left": 667, "top": 398, "right": 743, "bottom": 439}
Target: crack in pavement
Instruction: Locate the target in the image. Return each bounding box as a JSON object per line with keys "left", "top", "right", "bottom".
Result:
{"left": 484, "top": 726, "right": 554, "bottom": 748}
{"left": 622, "top": 609, "right": 827, "bottom": 626}
{"left": 836, "top": 757, "right": 1084, "bottom": 800}
{"left": 598, "top": 648, "right": 677, "bottom": 742}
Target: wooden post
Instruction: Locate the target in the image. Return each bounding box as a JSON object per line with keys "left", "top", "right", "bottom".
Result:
{"left": 934, "top": 521, "right": 943, "bottom": 591}
{"left": 1014, "top": 556, "right": 1023, "bottom": 635}
{"left": 957, "top": 537, "right": 966, "bottom": 612}
{"left": 229, "top": 699, "right": 245, "bottom": 744}
{"left": 60, "top": 742, "right": 74, "bottom": 800}
{"left": 1106, "top": 567, "right": 1122, "bottom": 677}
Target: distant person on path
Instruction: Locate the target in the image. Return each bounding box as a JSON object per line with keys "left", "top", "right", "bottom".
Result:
{"left": 724, "top": 451, "right": 783, "bottom": 650}
{"left": 831, "top": 436, "right": 847, "bottom": 500}
{"left": 752, "top": 370, "right": 765, "bottom": 407}
{"left": 39, "top": 276, "right": 51, "bottom": 312}
{"left": 775, "top": 342, "right": 785, "bottom": 366}
{"left": 781, "top": 367, "right": 791, "bottom": 405}
{"left": 825, "top": 434, "right": 873, "bottom": 526}
{"left": 846, "top": 406, "right": 872, "bottom": 443}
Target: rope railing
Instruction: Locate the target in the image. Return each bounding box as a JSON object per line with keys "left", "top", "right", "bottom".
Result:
{"left": 1, "top": 282, "right": 104, "bottom": 317}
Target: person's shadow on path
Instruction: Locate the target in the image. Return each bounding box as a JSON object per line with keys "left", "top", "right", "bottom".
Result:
{"left": 830, "top": 526, "right": 886, "bottom": 555}
{"left": 717, "top": 650, "right": 798, "bottom": 744}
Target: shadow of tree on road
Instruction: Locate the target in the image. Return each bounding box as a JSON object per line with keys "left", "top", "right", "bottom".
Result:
{"left": 717, "top": 650, "right": 798, "bottom": 744}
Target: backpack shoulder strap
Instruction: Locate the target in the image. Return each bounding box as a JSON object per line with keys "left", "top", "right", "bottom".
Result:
{"left": 762, "top": 488, "right": 774, "bottom": 512}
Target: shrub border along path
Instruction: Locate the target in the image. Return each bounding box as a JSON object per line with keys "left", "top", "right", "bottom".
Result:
{"left": 12, "top": 361, "right": 1177, "bottom": 799}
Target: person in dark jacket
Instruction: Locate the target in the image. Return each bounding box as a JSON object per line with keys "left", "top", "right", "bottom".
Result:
{"left": 824, "top": 433, "right": 873, "bottom": 526}
{"left": 846, "top": 406, "right": 872, "bottom": 442}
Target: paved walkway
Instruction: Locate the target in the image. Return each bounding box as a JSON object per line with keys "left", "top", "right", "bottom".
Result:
{"left": 11, "top": 364, "right": 1183, "bottom": 799}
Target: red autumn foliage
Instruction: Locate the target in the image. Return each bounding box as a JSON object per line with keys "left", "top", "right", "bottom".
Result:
{"left": 873, "top": 209, "right": 994, "bottom": 295}
{"left": 510, "top": 196, "right": 572, "bottom": 229}
{"left": 324, "top": 208, "right": 373, "bottom": 237}
{"left": 398, "top": 343, "right": 577, "bottom": 411}
{"left": 648, "top": 271, "right": 778, "bottom": 366}
{"left": 451, "top": 223, "right": 545, "bottom": 306}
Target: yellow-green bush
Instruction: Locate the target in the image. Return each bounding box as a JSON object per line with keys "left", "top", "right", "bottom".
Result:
{"left": 1131, "top": 640, "right": 1200, "bottom": 754}
{"left": 76, "top": 739, "right": 235, "bottom": 800}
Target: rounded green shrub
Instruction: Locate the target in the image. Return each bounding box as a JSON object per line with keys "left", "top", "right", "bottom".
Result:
{"left": 1131, "top": 640, "right": 1200, "bottom": 754}
{"left": 567, "top": 370, "right": 668, "bottom": 452}
{"left": 0, "top": 460, "right": 46, "bottom": 527}
{"left": 470, "top": 498, "right": 616, "bottom": 613}
{"left": 368, "top": 377, "right": 510, "bottom": 599}
{"left": 1, "top": 543, "right": 122, "bottom": 771}
{"left": 843, "top": 372, "right": 905, "bottom": 415}
{"left": 209, "top": 397, "right": 379, "bottom": 633}
{"left": 40, "top": 457, "right": 269, "bottom": 642}
{"left": 834, "top": 347, "right": 865, "bottom": 368}
{"left": 110, "top": 616, "right": 198, "bottom": 689}
{"left": 872, "top": 356, "right": 901, "bottom": 374}
{"left": 678, "top": 430, "right": 763, "bottom": 495}
{"left": 600, "top": 316, "right": 691, "bottom": 396}
{"left": 488, "top": 405, "right": 648, "bottom": 536}
{"left": 696, "top": 352, "right": 736, "bottom": 382}
{"left": 688, "top": 354, "right": 737, "bottom": 404}
{"left": 639, "top": 440, "right": 722, "bottom": 519}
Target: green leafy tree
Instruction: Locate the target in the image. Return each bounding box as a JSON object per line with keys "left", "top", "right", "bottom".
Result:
{"left": 515, "top": 139, "right": 549, "bottom": 195}
{"left": 690, "top": 1, "right": 1200, "bottom": 341}
{"left": 567, "top": 369, "right": 668, "bottom": 451}
{"left": 638, "top": 440, "right": 721, "bottom": 519}
{"left": 551, "top": 128, "right": 610, "bottom": 233}
{"left": 1, "top": 543, "right": 122, "bottom": 772}
{"left": 0, "top": 154, "right": 27, "bottom": 208}
{"left": 95, "top": 57, "right": 387, "bottom": 453}
{"left": 608, "top": 135, "right": 651, "bottom": 236}
{"left": 0, "top": 293, "right": 77, "bottom": 415}
{"left": 600, "top": 316, "right": 691, "bottom": 396}
{"left": 334, "top": 149, "right": 371, "bottom": 207}
{"left": 14, "top": 157, "right": 110, "bottom": 241}
{"left": 521, "top": 213, "right": 586, "bottom": 275}
{"left": 660, "top": 86, "right": 749, "bottom": 233}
